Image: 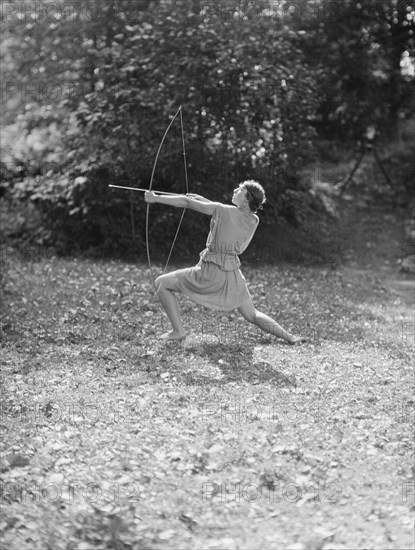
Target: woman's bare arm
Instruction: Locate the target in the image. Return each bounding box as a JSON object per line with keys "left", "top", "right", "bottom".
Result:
{"left": 186, "top": 193, "right": 213, "bottom": 203}
{"left": 145, "top": 191, "right": 220, "bottom": 215}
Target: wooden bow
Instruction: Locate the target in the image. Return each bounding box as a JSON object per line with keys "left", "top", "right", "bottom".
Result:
{"left": 145, "top": 106, "right": 189, "bottom": 290}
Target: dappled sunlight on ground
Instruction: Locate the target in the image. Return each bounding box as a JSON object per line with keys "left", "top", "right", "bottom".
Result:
{"left": 1, "top": 198, "right": 414, "bottom": 549}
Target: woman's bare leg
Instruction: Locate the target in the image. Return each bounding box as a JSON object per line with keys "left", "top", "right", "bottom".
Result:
{"left": 238, "top": 299, "right": 306, "bottom": 344}
{"left": 155, "top": 273, "right": 186, "bottom": 340}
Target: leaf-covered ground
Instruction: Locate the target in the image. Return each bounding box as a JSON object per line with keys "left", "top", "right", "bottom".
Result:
{"left": 0, "top": 200, "right": 414, "bottom": 550}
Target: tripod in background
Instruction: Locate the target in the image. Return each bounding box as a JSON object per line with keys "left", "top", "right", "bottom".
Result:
{"left": 340, "top": 126, "right": 393, "bottom": 196}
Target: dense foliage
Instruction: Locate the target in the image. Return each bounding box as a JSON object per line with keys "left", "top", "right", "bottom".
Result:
{"left": 291, "top": 0, "right": 415, "bottom": 141}
{"left": 1, "top": 0, "right": 414, "bottom": 255}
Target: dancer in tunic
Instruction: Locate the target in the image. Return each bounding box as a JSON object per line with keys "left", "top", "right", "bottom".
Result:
{"left": 145, "top": 180, "right": 306, "bottom": 344}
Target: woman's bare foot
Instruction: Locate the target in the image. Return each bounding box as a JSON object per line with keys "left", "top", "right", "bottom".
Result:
{"left": 160, "top": 330, "right": 186, "bottom": 341}
{"left": 287, "top": 334, "right": 308, "bottom": 345}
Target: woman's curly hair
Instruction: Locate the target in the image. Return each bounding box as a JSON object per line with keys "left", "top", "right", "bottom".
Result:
{"left": 241, "top": 180, "right": 266, "bottom": 213}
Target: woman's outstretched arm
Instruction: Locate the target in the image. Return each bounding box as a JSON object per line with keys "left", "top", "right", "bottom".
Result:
{"left": 145, "top": 191, "right": 220, "bottom": 215}
{"left": 186, "top": 193, "right": 213, "bottom": 203}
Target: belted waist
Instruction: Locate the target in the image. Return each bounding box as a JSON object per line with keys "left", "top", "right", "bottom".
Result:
{"left": 200, "top": 247, "right": 241, "bottom": 271}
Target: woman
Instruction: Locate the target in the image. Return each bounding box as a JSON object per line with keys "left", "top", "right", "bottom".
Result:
{"left": 145, "top": 180, "right": 306, "bottom": 344}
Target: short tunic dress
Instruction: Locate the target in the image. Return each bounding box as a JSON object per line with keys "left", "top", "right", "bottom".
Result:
{"left": 174, "top": 203, "right": 259, "bottom": 311}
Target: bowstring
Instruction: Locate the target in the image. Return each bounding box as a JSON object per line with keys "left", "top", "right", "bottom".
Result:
{"left": 163, "top": 106, "right": 189, "bottom": 273}
{"left": 146, "top": 106, "right": 182, "bottom": 290}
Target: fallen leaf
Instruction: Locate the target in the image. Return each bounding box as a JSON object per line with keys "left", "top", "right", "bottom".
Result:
{"left": 178, "top": 514, "right": 199, "bottom": 531}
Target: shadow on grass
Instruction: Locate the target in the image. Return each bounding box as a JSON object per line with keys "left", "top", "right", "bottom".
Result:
{"left": 178, "top": 340, "right": 297, "bottom": 387}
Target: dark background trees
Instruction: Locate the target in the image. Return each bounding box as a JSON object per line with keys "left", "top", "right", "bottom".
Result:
{"left": 1, "top": 0, "right": 414, "bottom": 257}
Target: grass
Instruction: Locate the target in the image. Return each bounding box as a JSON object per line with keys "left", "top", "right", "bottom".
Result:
{"left": 0, "top": 197, "right": 414, "bottom": 550}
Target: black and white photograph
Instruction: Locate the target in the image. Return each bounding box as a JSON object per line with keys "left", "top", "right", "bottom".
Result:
{"left": 1, "top": 1, "right": 414, "bottom": 548}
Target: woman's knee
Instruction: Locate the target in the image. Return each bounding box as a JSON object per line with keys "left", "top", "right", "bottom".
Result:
{"left": 155, "top": 274, "right": 167, "bottom": 292}
{"left": 154, "top": 275, "right": 164, "bottom": 290}
{"left": 155, "top": 274, "right": 178, "bottom": 293}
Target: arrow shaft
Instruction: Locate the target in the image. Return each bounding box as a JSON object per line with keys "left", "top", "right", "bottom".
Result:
{"left": 109, "top": 184, "right": 183, "bottom": 196}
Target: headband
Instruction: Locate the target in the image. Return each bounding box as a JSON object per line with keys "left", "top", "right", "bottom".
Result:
{"left": 243, "top": 184, "right": 257, "bottom": 209}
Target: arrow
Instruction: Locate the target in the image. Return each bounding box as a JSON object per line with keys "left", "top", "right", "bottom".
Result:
{"left": 109, "top": 184, "right": 183, "bottom": 195}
